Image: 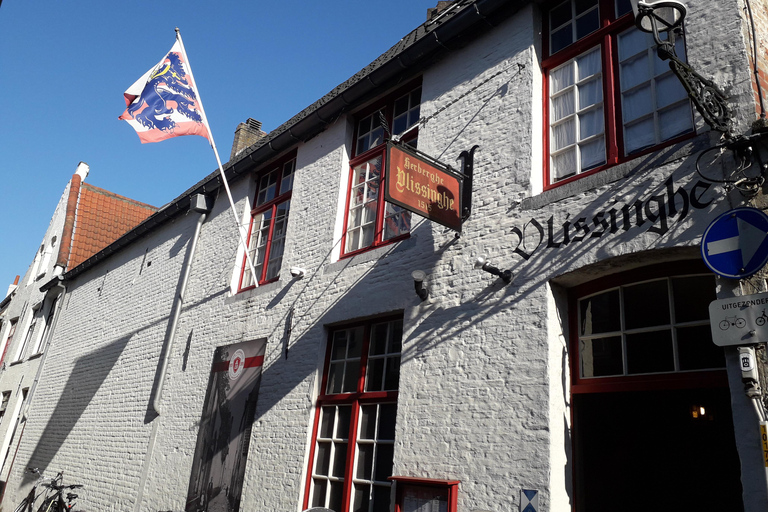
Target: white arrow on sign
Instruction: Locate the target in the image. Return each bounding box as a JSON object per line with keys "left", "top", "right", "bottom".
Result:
{"left": 706, "top": 217, "right": 768, "bottom": 268}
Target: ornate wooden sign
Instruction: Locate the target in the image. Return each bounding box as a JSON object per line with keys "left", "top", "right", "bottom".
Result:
{"left": 385, "top": 142, "right": 463, "bottom": 232}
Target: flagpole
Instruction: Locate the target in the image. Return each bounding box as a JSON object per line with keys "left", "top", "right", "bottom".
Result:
{"left": 174, "top": 27, "right": 260, "bottom": 288}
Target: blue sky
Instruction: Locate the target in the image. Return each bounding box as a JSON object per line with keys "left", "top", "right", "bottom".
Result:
{"left": 0, "top": 0, "right": 439, "bottom": 289}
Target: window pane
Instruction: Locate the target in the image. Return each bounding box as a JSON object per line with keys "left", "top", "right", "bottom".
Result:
{"left": 357, "top": 444, "right": 373, "bottom": 479}
{"left": 315, "top": 441, "right": 331, "bottom": 474}
{"left": 343, "top": 361, "right": 361, "bottom": 392}
{"left": 337, "top": 406, "right": 351, "bottom": 439}
{"left": 327, "top": 362, "right": 344, "bottom": 394}
{"left": 320, "top": 407, "right": 335, "bottom": 438}
{"left": 552, "top": 92, "right": 575, "bottom": 121}
{"left": 383, "top": 357, "right": 400, "bottom": 390}
{"left": 578, "top": 78, "right": 602, "bottom": 108}
{"left": 372, "top": 485, "right": 392, "bottom": 512}
{"left": 348, "top": 328, "right": 363, "bottom": 358}
{"left": 577, "top": 47, "right": 601, "bottom": 80}
{"left": 624, "top": 117, "right": 656, "bottom": 153}
{"left": 619, "top": 28, "right": 651, "bottom": 61}
{"left": 659, "top": 103, "right": 693, "bottom": 140}
{"left": 622, "top": 85, "right": 653, "bottom": 123}
{"left": 616, "top": 0, "right": 632, "bottom": 17}
{"left": 550, "top": 1, "right": 572, "bottom": 28}
{"left": 580, "top": 137, "right": 606, "bottom": 169}
{"left": 678, "top": 325, "right": 725, "bottom": 370}
{"left": 370, "top": 323, "right": 389, "bottom": 355}
{"left": 626, "top": 330, "right": 674, "bottom": 374}
{"left": 329, "top": 481, "right": 344, "bottom": 512}
{"left": 621, "top": 54, "right": 651, "bottom": 91}
{"left": 331, "top": 331, "right": 348, "bottom": 360}
{"left": 256, "top": 169, "right": 278, "bottom": 206}
{"left": 374, "top": 444, "right": 394, "bottom": 481}
{"left": 575, "top": 0, "right": 598, "bottom": 15}
{"left": 575, "top": 8, "right": 599, "bottom": 40}
{"left": 383, "top": 203, "right": 411, "bottom": 241}
{"left": 551, "top": 26, "right": 574, "bottom": 54}
{"left": 378, "top": 404, "right": 397, "bottom": 440}
{"left": 551, "top": 62, "right": 574, "bottom": 93}
{"left": 360, "top": 405, "right": 377, "bottom": 440}
{"left": 280, "top": 159, "right": 295, "bottom": 193}
{"left": 672, "top": 276, "right": 715, "bottom": 323}
{"left": 391, "top": 322, "right": 402, "bottom": 353}
{"left": 656, "top": 74, "right": 688, "bottom": 109}
{"left": 552, "top": 148, "right": 577, "bottom": 180}
{"left": 624, "top": 280, "right": 670, "bottom": 329}
{"left": 333, "top": 443, "right": 348, "bottom": 477}
{"left": 353, "top": 483, "right": 371, "bottom": 512}
{"left": 366, "top": 359, "right": 384, "bottom": 392}
{"left": 312, "top": 479, "right": 327, "bottom": 507}
{"left": 580, "top": 290, "right": 620, "bottom": 335}
{"left": 552, "top": 118, "right": 576, "bottom": 151}
{"left": 579, "top": 108, "right": 604, "bottom": 140}
{"left": 580, "top": 336, "right": 623, "bottom": 377}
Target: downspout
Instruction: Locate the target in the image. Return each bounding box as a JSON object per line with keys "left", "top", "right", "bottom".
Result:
{"left": 152, "top": 194, "right": 212, "bottom": 415}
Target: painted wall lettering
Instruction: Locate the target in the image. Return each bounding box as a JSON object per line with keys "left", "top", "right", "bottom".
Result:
{"left": 510, "top": 176, "right": 714, "bottom": 261}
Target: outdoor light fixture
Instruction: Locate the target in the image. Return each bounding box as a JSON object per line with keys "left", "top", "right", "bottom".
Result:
{"left": 290, "top": 267, "right": 306, "bottom": 279}
{"left": 474, "top": 256, "right": 512, "bottom": 284}
{"left": 411, "top": 270, "right": 429, "bottom": 301}
{"left": 629, "top": 0, "right": 732, "bottom": 134}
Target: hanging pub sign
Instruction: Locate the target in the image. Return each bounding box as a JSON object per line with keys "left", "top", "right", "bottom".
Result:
{"left": 385, "top": 141, "right": 463, "bottom": 232}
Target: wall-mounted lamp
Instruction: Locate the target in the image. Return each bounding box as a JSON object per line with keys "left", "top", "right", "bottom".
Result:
{"left": 629, "top": 0, "right": 732, "bottom": 134}
{"left": 290, "top": 267, "right": 306, "bottom": 279}
{"left": 474, "top": 257, "right": 512, "bottom": 284}
{"left": 411, "top": 270, "right": 429, "bottom": 301}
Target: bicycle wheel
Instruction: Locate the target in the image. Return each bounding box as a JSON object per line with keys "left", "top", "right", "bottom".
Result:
{"left": 35, "top": 495, "right": 59, "bottom": 512}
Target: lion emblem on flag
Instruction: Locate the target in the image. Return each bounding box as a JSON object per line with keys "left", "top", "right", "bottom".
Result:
{"left": 125, "top": 51, "right": 203, "bottom": 133}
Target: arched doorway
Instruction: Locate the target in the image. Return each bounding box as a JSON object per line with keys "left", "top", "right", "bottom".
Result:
{"left": 569, "top": 262, "right": 743, "bottom": 511}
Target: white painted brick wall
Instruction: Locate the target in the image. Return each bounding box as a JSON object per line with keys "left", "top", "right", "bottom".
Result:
{"left": 3, "top": 2, "right": 765, "bottom": 511}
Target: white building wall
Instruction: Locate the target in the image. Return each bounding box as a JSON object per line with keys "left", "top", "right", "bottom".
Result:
{"left": 2, "top": 1, "right": 766, "bottom": 511}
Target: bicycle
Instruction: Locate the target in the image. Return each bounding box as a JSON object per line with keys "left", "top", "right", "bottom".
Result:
{"left": 13, "top": 467, "right": 47, "bottom": 512}
{"left": 35, "top": 472, "right": 83, "bottom": 512}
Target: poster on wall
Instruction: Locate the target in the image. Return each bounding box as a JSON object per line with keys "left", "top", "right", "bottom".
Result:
{"left": 185, "top": 338, "right": 266, "bottom": 512}
{"left": 384, "top": 142, "right": 463, "bottom": 232}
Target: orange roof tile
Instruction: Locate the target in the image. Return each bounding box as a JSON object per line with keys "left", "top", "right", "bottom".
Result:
{"left": 68, "top": 183, "right": 158, "bottom": 270}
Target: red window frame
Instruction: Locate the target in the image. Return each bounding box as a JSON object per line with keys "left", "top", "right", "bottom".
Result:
{"left": 341, "top": 82, "right": 421, "bottom": 258}
{"left": 542, "top": 0, "right": 695, "bottom": 190}
{"left": 238, "top": 152, "right": 296, "bottom": 291}
{"left": 389, "top": 476, "right": 459, "bottom": 512}
{"left": 304, "top": 316, "right": 403, "bottom": 512}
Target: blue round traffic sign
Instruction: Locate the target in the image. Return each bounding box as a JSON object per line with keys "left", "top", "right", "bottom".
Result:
{"left": 701, "top": 207, "right": 768, "bottom": 278}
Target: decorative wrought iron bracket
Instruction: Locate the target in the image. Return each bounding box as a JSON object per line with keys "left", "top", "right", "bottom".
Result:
{"left": 458, "top": 145, "right": 478, "bottom": 223}
{"left": 657, "top": 40, "right": 733, "bottom": 136}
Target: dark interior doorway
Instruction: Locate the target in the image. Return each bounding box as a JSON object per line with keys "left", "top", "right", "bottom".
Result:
{"left": 573, "top": 387, "right": 743, "bottom": 512}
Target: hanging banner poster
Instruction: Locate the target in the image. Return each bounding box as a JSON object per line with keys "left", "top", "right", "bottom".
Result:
{"left": 185, "top": 338, "right": 266, "bottom": 512}
{"left": 385, "top": 142, "right": 463, "bottom": 232}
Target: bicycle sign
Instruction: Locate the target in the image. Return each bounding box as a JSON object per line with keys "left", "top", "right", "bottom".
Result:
{"left": 709, "top": 291, "right": 768, "bottom": 346}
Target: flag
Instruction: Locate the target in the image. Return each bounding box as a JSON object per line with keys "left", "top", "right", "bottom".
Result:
{"left": 119, "top": 41, "right": 208, "bottom": 143}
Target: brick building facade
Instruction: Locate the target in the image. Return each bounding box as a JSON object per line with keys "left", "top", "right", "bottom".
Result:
{"left": 2, "top": 1, "right": 767, "bottom": 511}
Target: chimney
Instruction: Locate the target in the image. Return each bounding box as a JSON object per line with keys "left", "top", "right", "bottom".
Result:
{"left": 427, "top": 1, "right": 454, "bottom": 20}
{"left": 75, "top": 161, "right": 89, "bottom": 180}
{"left": 230, "top": 118, "right": 266, "bottom": 161}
